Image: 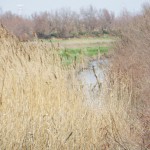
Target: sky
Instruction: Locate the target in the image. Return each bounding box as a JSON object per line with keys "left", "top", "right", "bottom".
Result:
{"left": 0, "top": 0, "right": 149, "bottom": 16}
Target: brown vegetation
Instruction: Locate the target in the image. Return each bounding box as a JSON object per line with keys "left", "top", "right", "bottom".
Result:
{"left": 0, "top": 3, "right": 149, "bottom": 149}
{"left": 0, "top": 6, "right": 115, "bottom": 40}
{"left": 111, "top": 3, "right": 150, "bottom": 148}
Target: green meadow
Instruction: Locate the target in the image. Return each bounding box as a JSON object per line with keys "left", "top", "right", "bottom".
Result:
{"left": 59, "top": 46, "right": 109, "bottom": 64}
{"left": 49, "top": 36, "right": 115, "bottom": 64}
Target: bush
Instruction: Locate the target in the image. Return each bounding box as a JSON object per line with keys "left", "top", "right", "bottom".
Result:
{"left": 111, "top": 4, "right": 150, "bottom": 148}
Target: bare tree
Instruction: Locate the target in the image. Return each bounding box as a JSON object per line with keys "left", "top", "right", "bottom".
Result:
{"left": 0, "top": 5, "right": 122, "bottom": 39}
{"left": 0, "top": 12, "right": 34, "bottom": 40}
{"left": 32, "top": 12, "right": 55, "bottom": 38}
{"left": 80, "top": 5, "right": 98, "bottom": 33}
{"left": 98, "top": 9, "right": 115, "bottom": 33}
{"left": 53, "top": 8, "right": 78, "bottom": 38}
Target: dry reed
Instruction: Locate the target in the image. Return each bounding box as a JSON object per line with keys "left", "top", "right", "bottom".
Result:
{"left": 0, "top": 24, "right": 148, "bottom": 150}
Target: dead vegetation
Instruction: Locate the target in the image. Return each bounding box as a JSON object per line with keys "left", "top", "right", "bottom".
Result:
{"left": 0, "top": 3, "right": 150, "bottom": 148}
{"left": 111, "top": 3, "right": 150, "bottom": 149}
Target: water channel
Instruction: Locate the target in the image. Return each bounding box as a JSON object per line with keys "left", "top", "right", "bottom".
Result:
{"left": 78, "top": 59, "right": 109, "bottom": 109}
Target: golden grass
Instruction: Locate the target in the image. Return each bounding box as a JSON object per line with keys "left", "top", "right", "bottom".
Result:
{"left": 44, "top": 37, "right": 116, "bottom": 49}
{"left": 0, "top": 26, "right": 146, "bottom": 149}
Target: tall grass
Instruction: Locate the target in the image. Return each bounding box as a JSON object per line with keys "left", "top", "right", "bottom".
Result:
{"left": 0, "top": 24, "right": 148, "bottom": 150}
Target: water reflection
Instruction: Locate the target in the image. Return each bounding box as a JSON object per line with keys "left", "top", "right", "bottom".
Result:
{"left": 78, "top": 59, "right": 108, "bottom": 108}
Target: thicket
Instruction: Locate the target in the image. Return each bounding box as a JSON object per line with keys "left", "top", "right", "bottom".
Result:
{"left": 111, "top": 3, "right": 150, "bottom": 148}
{"left": 0, "top": 6, "right": 116, "bottom": 40}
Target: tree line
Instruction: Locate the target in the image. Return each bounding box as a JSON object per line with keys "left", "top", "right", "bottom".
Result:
{"left": 0, "top": 6, "right": 134, "bottom": 40}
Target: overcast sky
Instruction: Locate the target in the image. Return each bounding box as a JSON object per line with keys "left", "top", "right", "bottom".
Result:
{"left": 0, "top": 0, "right": 149, "bottom": 16}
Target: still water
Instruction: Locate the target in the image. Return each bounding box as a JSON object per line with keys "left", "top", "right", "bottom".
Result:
{"left": 78, "top": 59, "right": 108, "bottom": 109}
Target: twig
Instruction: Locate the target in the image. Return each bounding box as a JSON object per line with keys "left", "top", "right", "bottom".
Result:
{"left": 65, "top": 132, "right": 73, "bottom": 143}
{"left": 92, "top": 65, "right": 102, "bottom": 90}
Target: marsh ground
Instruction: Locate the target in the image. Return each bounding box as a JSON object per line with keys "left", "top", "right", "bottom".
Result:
{"left": 47, "top": 36, "right": 116, "bottom": 64}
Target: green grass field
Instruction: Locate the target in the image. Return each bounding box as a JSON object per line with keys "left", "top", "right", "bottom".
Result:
{"left": 33, "top": 36, "right": 115, "bottom": 65}
{"left": 49, "top": 36, "right": 115, "bottom": 65}
{"left": 59, "top": 46, "right": 109, "bottom": 65}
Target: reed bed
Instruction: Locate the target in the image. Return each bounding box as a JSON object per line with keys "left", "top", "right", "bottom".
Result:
{"left": 0, "top": 26, "right": 147, "bottom": 149}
